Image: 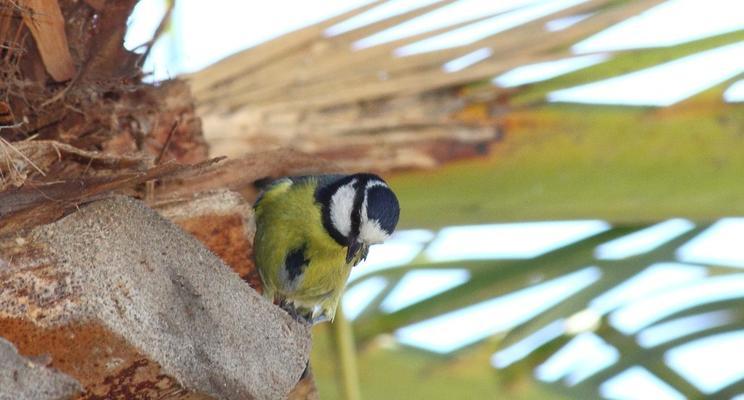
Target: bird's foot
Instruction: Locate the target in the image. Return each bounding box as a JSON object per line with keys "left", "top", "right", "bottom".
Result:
{"left": 279, "top": 299, "right": 313, "bottom": 325}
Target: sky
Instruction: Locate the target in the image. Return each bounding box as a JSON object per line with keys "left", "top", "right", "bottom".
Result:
{"left": 126, "top": 0, "right": 744, "bottom": 105}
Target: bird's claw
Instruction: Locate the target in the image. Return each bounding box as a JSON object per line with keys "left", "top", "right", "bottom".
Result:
{"left": 279, "top": 299, "right": 313, "bottom": 325}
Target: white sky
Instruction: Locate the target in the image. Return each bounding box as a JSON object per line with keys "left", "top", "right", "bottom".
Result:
{"left": 127, "top": 0, "right": 744, "bottom": 106}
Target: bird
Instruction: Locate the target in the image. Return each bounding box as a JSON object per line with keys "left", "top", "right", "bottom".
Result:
{"left": 253, "top": 173, "right": 400, "bottom": 324}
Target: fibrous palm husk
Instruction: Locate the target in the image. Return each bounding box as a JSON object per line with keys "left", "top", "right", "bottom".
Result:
{"left": 189, "top": 0, "right": 664, "bottom": 172}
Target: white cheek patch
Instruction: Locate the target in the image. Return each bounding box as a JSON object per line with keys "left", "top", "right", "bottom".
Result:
{"left": 360, "top": 218, "right": 390, "bottom": 244}
{"left": 330, "top": 180, "right": 356, "bottom": 237}
{"left": 359, "top": 192, "right": 391, "bottom": 244}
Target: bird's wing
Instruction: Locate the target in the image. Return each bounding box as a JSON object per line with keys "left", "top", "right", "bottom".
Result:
{"left": 255, "top": 174, "right": 346, "bottom": 209}
{"left": 253, "top": 177, "right": 292, "bottom": 210}
{"left": 289, "top": 174, "right": 346, "bottom": 189}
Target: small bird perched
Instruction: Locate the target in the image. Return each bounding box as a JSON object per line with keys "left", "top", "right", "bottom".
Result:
{"left": 253, "top": 173, "right": 400, "bottom": 324}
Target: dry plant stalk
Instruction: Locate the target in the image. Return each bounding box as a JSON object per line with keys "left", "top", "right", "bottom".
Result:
{"left": 189, "top": 0, "right": 664, "bottom": 172}
{"left": 17, "top": 0, "right": 75, "bottom": 81}
{"left": 0, "top": 0, "right": 208, "bottom": 235}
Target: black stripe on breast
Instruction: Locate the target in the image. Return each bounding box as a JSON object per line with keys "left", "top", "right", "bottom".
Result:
{"left": 286, "top": 245, "right": 310, "bottom": 281}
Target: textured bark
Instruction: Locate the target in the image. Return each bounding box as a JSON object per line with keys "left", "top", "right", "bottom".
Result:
{"left": 0, "top": 337, "right": 82, "bottom": 400}
{"left": 153, "top": 149, "right": 341, "bottom": 204}
{"left": 0, "top": 0, "right": 207, "bottom": 204}
{"left": 0, "top": 196, "right": 312, "bottom": 400}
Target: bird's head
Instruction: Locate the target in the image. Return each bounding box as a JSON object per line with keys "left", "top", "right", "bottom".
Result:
{"left": 317, "top": 173, "right": 400, "bottom": 263}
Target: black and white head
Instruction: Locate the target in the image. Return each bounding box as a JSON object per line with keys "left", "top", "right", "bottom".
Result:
{"left": 317, "top": 173, "right": 400, "bottom": 262}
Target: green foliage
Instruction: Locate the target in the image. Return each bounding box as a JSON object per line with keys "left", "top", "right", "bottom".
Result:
{"left": 310, "top": 224, "right": 744, "bottom": 399}
{"left": 390, "top": 94, "right": 744, "bottom": 228}
{"left": 312, "top": 325, "right": 569, "bottom": 400}
{"left": 388, "top": 31, "right": 744, "bottom": 230}
{"left": 311, "top": 23, "right": 744, "bottom": 400}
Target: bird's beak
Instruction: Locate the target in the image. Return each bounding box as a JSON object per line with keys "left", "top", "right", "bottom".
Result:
{"left": 346, "top": 238, "right": 361, "bottom": 263}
